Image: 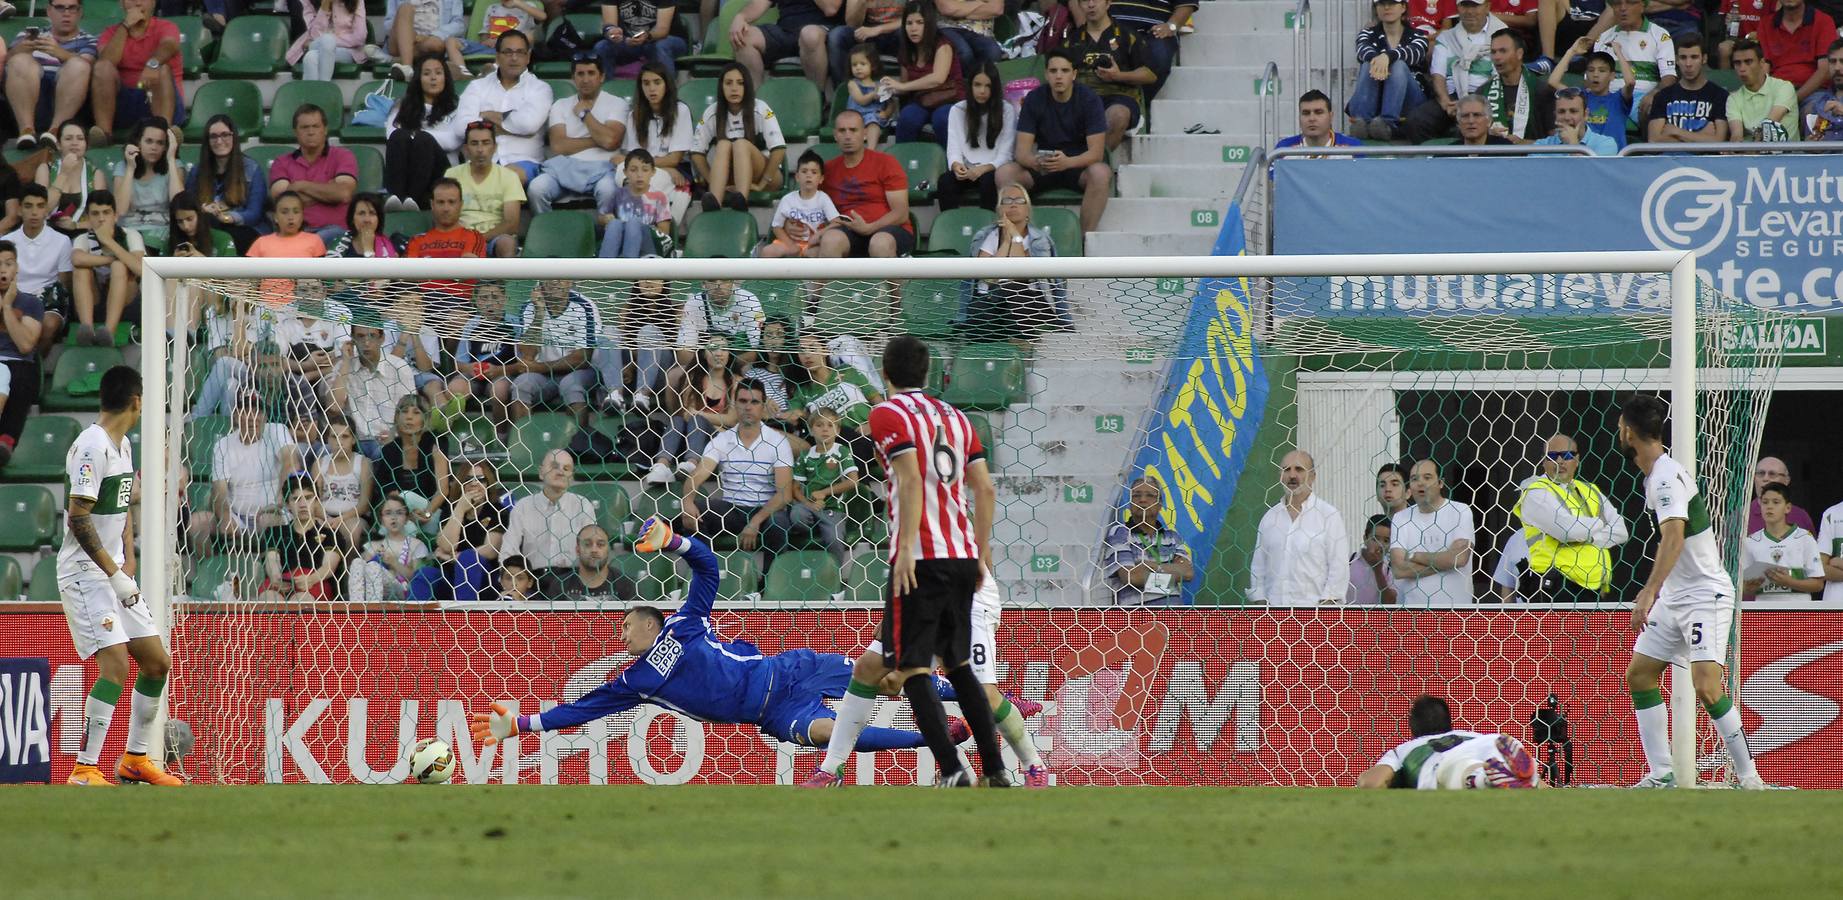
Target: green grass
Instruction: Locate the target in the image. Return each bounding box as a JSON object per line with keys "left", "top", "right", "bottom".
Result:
{"left": 10, "top": 786, "right": 1843, "bottom": 899}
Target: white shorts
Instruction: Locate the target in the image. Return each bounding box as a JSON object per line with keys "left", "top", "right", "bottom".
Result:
{"left": 862, "top": 576, "right": 1003, "bottom": 683}
{"left": 60, "top": 571, "right": 158, "bottom": 660}
{"left": 1632, "top": 590, "right": 1733, "bottom": 666}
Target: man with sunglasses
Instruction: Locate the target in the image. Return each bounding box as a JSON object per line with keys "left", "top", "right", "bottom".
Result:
{"left": 5, "top": 0, "right": 98, "bottom": 151}
{"left": 1512, "top": 434, "right": 1628, "bottom": 604}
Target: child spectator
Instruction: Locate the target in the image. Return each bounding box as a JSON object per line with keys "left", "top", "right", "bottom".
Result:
{"left": 259, "top": 475, "right": 347, "bottom": 602}
{"left": 346, "top": 494, "right": 433, "bottom": 602}
{"left": 288, "top": 0, "right": 371, "bottom": 83}
{"left": 455, "top": 0, "right": 547, "bottom": 78}
{"left": 1549, "top": 42, "right": 1632, "bottom": 150}
{"left": 760, "top": 150, "right": 842, "bottom": 259}
{"left": 311, "top": 416, "right": 376, "bottom": 549}
{"left": 843, "top": 43, "right": 895, "bottom": 146}
{"left": 789, "top": 406, "right": 860, "bottom": 563}
{"left": 381, "top": 0, "right": 468, "bottom": 82}
{"left": 597, "top": 149, "right": 673, "bottom": 258}
{"left": 69, "top": 190, "right": 145, "bottom": 347}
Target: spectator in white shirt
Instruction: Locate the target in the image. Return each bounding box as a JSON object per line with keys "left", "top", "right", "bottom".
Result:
{"left": 680, "top": 378, "right": 801, "bottom": 564}
{"left": 1250, "top": 449, "right": 1349, "bottom": 605}
{"left": 3, "top": 185, "right": 73, "bottom": 305}
{"left": 500, "top": 449, "right": 599, "bottom": 595}
{"left": 941, "top": 60, "right": 1017, "bottom": 212}
{"left": 1814, "top": 499, "right": 1843, "bottom": 605}
{"left": 205, "top": 394, "right": 294, "bottom": 543}
{"left": 1389, "top": 458, "right": 1477, "bottom": 606}
{"left": 1346, "top": 514, "right": 1396, "bottom": 605}
{"left": 447, "top": 30, "right": 552, "bottom": 183}
{"left": 508, "top": 278, "right": 598, "bottom": 424}
{"left": 330, "top": 325, "right": 419, "bottom": 460}
{"left": 677, "top": 278, "right": 763, "bottom": 364}
{"left": 527, "top": 55, "right": 629, "bottom": 215}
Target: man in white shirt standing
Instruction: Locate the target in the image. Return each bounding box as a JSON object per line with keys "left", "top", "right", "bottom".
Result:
{"left": 1251, "top": 449, "right": 1348, "bottom": 606}
{"left": 1389, "top": 458, "right": 1477, "bottom": 606}
{"left": 527, "top": 54, "right": 629, "bottom": 215}
{"left": 501, "top": 449, "right": 599, "bottom": 597}
{"left": 448, "top": 30, "right": 552, "bottom": 184}
{"left": 681, "top": 378, "right": 799, "bottom": 565}
{"left": 1816, "top": 499, "right": 1843, "bottom": 605}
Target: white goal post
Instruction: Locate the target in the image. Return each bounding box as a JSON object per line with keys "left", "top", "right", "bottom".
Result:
{"left": 138, "top": 250, "right": 1738, "bottom": 785}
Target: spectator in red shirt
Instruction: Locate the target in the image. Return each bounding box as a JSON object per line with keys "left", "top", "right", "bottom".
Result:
{"left": 90, "top": 0, "right": 184, "bottom": 146}
{"left": 1718, "top": 0, "right": 1772, "bottom": 67}
{"left": 1758, "top": 0, "right": 1835, "bottom": 103}
{"left": 406, "top": 177, "right": 488, "bottom": 306}
{"left": 817, "top": 110, "right": 913, "bottom": 258}
{"left": 1411, "top": 0, "right": 1457, "bottom": 34}
{"left": 269, "top": 104, "right": 360, "bottom": 245}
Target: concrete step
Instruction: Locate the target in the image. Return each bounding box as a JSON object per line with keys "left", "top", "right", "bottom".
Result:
{"left": 1187, "top": 1, "right": 1305, "bottom": 34}
{"left": 998, "top": 406, "right": 1154, "bottom": 446}
{"left": 1096, "top": 196, "right": 1238, "bottom": 235}
{"left": 1118, "top": 163, "right": 1252, "bottom": 198}
{"left": 1177, "top": 38, "right": 1304, "bottom": 69}
{"left": 1027, "top": 361, "right": 1167, "bottom": 405}
{"left": 1129, "top": 132, "right": 1267, "bottom": 166}
{"left": 1150, "top": 98, "right": 1271, "bottom": 135}
{"left": 1084, "top": 230, "right": 1221, "bottom": 258}
{"left": 1160, "top": 65, "right": 1288, "bottom": 99}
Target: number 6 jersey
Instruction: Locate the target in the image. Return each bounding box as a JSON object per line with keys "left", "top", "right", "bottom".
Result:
{"left": 58, "top": 424, "right": 135, "bottom": 579}
{"left": 868, "top": 390, "right": 986, "bottom": 560}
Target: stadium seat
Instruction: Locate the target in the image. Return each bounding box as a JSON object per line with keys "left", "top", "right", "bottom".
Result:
{"left": 350, "top": 144, "right": 385, "bottom": 194}
{"left": 546, "top": 79, "right": 577, "bottom": 101}
{"left": 170, "top": 16, "right": 212, "bottom": 74}
{"left": 343, "top": 81, "right": 408, "bottom": 143}
{"left": 42, "top": 346, "right": 124, "bottom": 413}
{"left": 574, "top": 415, "right": 644, "bottom": 481}
{"left": 678, "top": 78, "right": 719, "bottom": 121}
{"left": 943, "top": 343, "right": 1027, "bottom": 410}
{"left": 887, "top": 142, "right": 946, "bottom": 204}
{"left": 28, "top": 555, "right": 58, "bottom": 603}
{"left": 995, "top": 55, "right": 1044, "bottom": 83}
{"left": 684, "top": 210, "right": 759, "bottom": 258}
{"left": 184, "top": 416, "right": 231, "bottom": 479}
{"left": 263, "top": 80, "right": 348, "bottom": 142}
{"left": 1, "top": 415, "right": 82, "bottom": 482}
{"left": 523, "top": 210, "right": 597, "bottom": 258}
{"left": 1034, "top": 206, "right": 1084, "bottom": 256}
{"left": 629, "top": 489, "right": 683, "bottom": 536}
{"left": 603, "top": 80, "right": 637, "bottom": 103}
{"left": 0, "top": 20, "right": 44, "bottom": 44}
{"left": 189, "top": 554, "right": 265, "bottom": 600}
{"left": 809, "top": 142, "right": 842, "bottom": 163}
{"left": 0, "top": 485, "right": 59, "bottom": 551}
{"left": 757, "top": 78, "right": 822, "bottom": 142}
{"left": 741, "top": 279, "right": 801, "bottom": 323}
{"left": 182, "top": 80, "right": 263, "bottom": 142}
{"left": 614, "top": 552, "right": 680, "bottom": 602}
{"left": 713, "top": 551, "right": 762, "bottom": 602}
{"left": 900, "top": 279, "right": 960, "bottom": 339}
{"left": 763, "top": 551, "right": 841, "bottom": 602}
{"left": 842, "top": 552, "right": 888, "bottom": 603}
{"left": 0, "top": 555, "right": 21, "bottom": 601}
{"left": 506, "top": 413, "right": 579, "bottom": 480}
{"left": 538, "top": 15, "right": 606, "bottom": 75}
{"left": 678, "top": 0, "right": 751, "bottom": 76}
{"left": 386, "top": 209, "right": 434, "bottom": 240}
{"left": 244, "top": 144, "right": 295, "bottom": 171}
{"left": 209, "top": 15, "right": 289, "bottom": 78}
{"left": 572, "top": 481, "right": 633, "bottom": 540}
{"left": 446, "top": 414, "right": 507, "bottom": 460}
{"left": 813, "top": 280, "right": 888, "bottom": 337}
{"left": 965, "top": 413, "right": 997, "bottom": 468}
{"left": 926, "top": 208, "right": 992, "bottom": 256}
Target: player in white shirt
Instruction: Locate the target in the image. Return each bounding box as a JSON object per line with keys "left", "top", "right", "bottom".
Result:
{"left": 1743, "top": 483, "right": 1825, "bottom": 600}
{"left": 60, "top": 366, "right": 183, "bottom": 786}
{"left": 1357, "top": 695, "right": 1539, "bottom": 789}
{"left": 1816, "top": 500, "right": 1843, "bottom": 605}
{"left": 1617, "top": 395, "right": 1763, "bottom": 789}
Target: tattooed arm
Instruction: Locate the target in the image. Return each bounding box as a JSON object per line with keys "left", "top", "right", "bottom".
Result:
{"left": 67, "top": 495, "right": 124, "bottom": 575}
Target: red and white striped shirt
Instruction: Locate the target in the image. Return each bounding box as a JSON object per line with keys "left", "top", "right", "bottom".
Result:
{"left": 868, "top": 390, "right": 986, "bottom": 560}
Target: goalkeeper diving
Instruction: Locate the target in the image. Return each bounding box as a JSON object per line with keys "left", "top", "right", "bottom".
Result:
{"left": 1356, "top": 695, "right": 1542, "bottom": 789}
{"left": 470, "top": 519, "right": 970, "bottom": 756}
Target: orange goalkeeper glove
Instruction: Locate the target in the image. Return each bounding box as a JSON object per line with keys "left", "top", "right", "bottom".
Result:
{"left": 469, "top": 701, "right": 519, "bottom": 746}
{"left": 635, "top": 516, "right": 676, "bottom": 553}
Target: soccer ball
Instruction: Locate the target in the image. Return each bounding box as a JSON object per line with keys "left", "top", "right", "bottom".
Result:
{"left": 408, "top": 737, "right": 454, "bottom": 784}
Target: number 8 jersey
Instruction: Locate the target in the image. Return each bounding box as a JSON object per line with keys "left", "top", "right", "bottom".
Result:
{"left": 58, "top": 424, "right": 135, "bottom": 579}
{"left": 868, "top": 389, "right": 986, "bottom": 560}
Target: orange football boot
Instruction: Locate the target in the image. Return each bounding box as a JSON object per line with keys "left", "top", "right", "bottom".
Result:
{"left": 117, "top": 752, "right": 185, "bottom": 786}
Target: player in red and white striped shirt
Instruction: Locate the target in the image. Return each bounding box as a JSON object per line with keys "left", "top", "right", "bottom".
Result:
{"left": 801, "top": 336, "right": 1009, "bottom": 787}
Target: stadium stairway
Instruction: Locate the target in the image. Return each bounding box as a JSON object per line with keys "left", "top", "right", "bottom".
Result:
{"left": 1088, "top": 0, "right": 1298, "bottom": 257}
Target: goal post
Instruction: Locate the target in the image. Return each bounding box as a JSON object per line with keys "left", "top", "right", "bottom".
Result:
{"left": 138, "top": 250, "right": 1787, "bottom": 786}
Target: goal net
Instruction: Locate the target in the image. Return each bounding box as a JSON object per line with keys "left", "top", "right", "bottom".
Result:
{"left": 139, "top": 252, "right": 1799, "bottom": 787}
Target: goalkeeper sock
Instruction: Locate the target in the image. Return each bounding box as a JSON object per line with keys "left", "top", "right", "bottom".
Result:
{"left": 1631, "top": 688, "right": 1672, "bottom": 776}
{"left": 903, "top": 673, "right": 963, "bottom": 778}
{"left": 945, "top": 666, "right": 1004, "bottom": 780}
{"left": 931, "top": 674, "right": 957, "bottom": 701}
{"left": 79, "top": 679, "right": 122, "bottom": 766}
{"left": 1705, "top": 695, "right": 1758, "bottom": 779}
{"left": 852, "top": 726, "right": 928, "bottom": 752}
{"left": 994, "top": 697, "right": 1043, "bottom": 768}
{"left": 125, "top": 672, "right": 166, "bottom": 755}
{"left": 818, "top": 678, "right": 880, "bottom": 775}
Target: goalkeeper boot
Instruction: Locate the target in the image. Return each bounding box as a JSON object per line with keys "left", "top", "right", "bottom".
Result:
{"left": 946, "top": 716, "right": 971, "bottom": 745}
{"left": 1004, "top": 691, "right": 1044, "bottom": 718}
{"left": 798, "top": 767, "right": 845, "bottom": 788}
{"left": 978, "top": 771, "right": 1014, "bottom": 788}
{"left": 936, "top": 770, "right": 975, "bottom": 788}
{"left": 67, "top": 764, "right": 115, "bottom": 786}
{"left": 1630, "top": 771, "right": 1675, "bottom": 789}
{"left": 117, "top": 752, "right": 185, "bottom": 786}
{"left": 1022, "top": 764, "right": 1051, "bottom": 788}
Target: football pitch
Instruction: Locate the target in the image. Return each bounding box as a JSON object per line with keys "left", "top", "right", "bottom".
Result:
{"left": 9, "top": 786, "right": 1840, "bottom": 899}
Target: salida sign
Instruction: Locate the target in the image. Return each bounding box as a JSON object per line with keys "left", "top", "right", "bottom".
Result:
{"left": 4, "top": 610, "right": 1838, "bottom": 787}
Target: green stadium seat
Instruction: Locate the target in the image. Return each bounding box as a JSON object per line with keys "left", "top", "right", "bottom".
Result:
{"left": 629, "top": 488, "right": 683, "bottom": 536}
{"left": 821, "top": 84, "right": 849, "bottom": 140}
{"left": 523, "top": 210, "right": 597, "bottom": 258}
{"left": 757, "top": 78, "right": 822, "bottom": 142}
{"left": 943, "top": 343, "right": 1027, "bottom": 410}
{"left": 1706, "top": 68, "right": 1741, "bottom": 92}
{"left": 28, "top": 555, "right": 58, "bottom": 603}
{"left": 386, "top": 209, "right": 434, "bottom": 240}
{"left": 900, "top": 279, "right": 960, "bottom": 339}
{"left": 809, "top": 141, "right": 842, "bottom": 163}
{"left": 546, "top": 79, "right": 577, "bottom": 101}
{"left": 813, "top": 279, "right": 888, "bottom": 337}
{"left": 42, "top": 346, "right": 124, "bottom": 412}
{"left": 926, "top": 207, "right": 992, "bottom": 256}
{"left": 712, "top": 550, "right": 762, "bottom": 602}
{"left": 966, "top": 413, "right": 997, "bottom": 468}
{"left": 571, "top": 481, "right": 632, "bottom": 540}
{"left": 506, "top": 413, "right": 578, "bottom": 479}
{"left": 763, "top": 551, "right": 841, "bottom": 602}
{"left": 0, "top": 485, "right": 59, "bottom": 551}
{"left": 679, "top": 78, "right": 719, "bottom": 122}
{"left": 741, "top": 279, "right": 801, "bottom": 323}
{"left": 603, "top": 79, "right": 637, "bottom": 103}
{"left": 842, "top": 551, "right": 888, "bottom": 603}
{"left": 182, "top": 80, "right": 263, "bottom": 142}
{"left": 209, "top": 15, "right": 289, "bottom": 78}
{"left": 684, "top": 209, "right": 759, "bottom": 258}
{"left": 573, "top": 415, "right": 645, "bottom": 481}
{"left": 244, "top": 144, "right": 294, "bottom": 171}
{"left": 614, "top": 552, "right": 680, "bottom": 602}
{"left": 189, "top": 554, "right": 265, "bottom": 600}
{"left": 1, "top": 415, "right": 82, "bottom": 482}
{"left": 264, "top": 81, "right": 348, "bottom": 142}
{"left": 343, "top": 81, "right": 408, "bottom": 143}
{"left": 445, "top": 414, "right": 508, "bottom": 460}
{"left": 169, "top": 16, "right": 212, "bottom": 74}
{"left": 350, "top": 144, "right": 385, "bottom": 194}
{"left": 184, "top": 416, "right": 231, "bottom": 479}
{"left": 0, "top": 20, "right": 46, "bottom": 45}
{"left": 887, "top": 142, "right": 945, "bottom": 204}
{"left": 534, "top": 14, "right": 606, "bottom": 75}
{"left": 678, "top": 0, "right": 751, "bottom": 76}
{"left": 1034, "top": 206, "right": 1083, "bottom": 256}
{"left": 0, "top": 555, "right": 21, "bottom": 601}
{"left": 995, "top": 55, "right": 1044, "bottom": 83}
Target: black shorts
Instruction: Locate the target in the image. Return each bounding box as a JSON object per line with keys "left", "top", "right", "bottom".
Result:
{"left": 758, "top": 22, "right": 818, "bottom": 63}
{"left": 1102, "top": 93, "right": 1142, "bottom": 129}
{"left": 845, "top": 224, "right": 915, "bottom": 257}
{"left": 880, "top": 558, "right": 981, "bottom": 671}
{"left": 1031, "top": 166, "right": 1087, "bottom": 195}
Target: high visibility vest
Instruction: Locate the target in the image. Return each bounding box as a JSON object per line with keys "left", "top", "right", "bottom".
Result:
{"left": 1514, "top": 477, "right": 1611, "bottom": 592}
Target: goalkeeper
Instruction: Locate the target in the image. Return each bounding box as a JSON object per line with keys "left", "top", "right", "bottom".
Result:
{"left": 1355, "top": 695, "right": 1541, "bottom": 790}
{"left": 471, "top": 519, "right": 965, "bottom": 755}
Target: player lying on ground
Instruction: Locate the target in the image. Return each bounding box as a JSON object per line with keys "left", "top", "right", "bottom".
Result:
{"left": 471, "top": 519, "right": 967, "bottom": 759}
{"left": 1355, "top": 695, "right": 1541, "bottom": 789}
{"left": 59, "top": 363, "right": 183, "bottom": 786}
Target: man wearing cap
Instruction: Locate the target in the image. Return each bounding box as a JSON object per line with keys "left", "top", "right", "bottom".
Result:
{"left": 1512, "top": 434, "right": 1628, "bottom": 603}
{"left": 1404, "top": 0, "right": 1509, "bottom": 142}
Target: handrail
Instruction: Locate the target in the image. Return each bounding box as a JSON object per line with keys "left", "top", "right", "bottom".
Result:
{"left": 1291, "top": 0, "right": 1311, "bottom": 104}
{"left": 1233, "top": 146, "right": 1269, "bottom": 208}
{"left": 1619, "top": 141, "right": 1843, "bottom": 156}
{"left": 1258, "top": 60, "right": 1281, "bottom": 152}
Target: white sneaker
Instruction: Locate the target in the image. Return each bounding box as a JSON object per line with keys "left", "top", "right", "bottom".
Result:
{"left": 401, "top": 198, "right": 420, "bottom": 212}
{"left": 1736, "top": 773, "right": 1767, "bottom": 790}
{"left": 644, "top": 463, "right": 674, "bottom": 486}
{"left": 631, "top": 389, "right": 655, "bottom": 412}
{"left": 384, "top": 195, "right": 406, "bottom": 213}
{"left": 391, "top": 62, "right": 414, "bottom": 81}
{"left": 676, "top": 460, "right": 698, "bottom": 476}
{"left": 603, "top": 388, "right": 625, "bottom": 410}
{"left": 363, "top": 43, "right": 390, "bottom": 64}
{"left": 1630, "top": 771, "right": 1676, "bottom": 789}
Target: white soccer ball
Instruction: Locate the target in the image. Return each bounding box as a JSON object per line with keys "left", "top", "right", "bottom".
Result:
{"left": 409, "top": 737, "right": 454, "bottom": 784}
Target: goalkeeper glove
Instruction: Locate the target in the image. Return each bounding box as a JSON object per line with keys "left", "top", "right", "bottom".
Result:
{"left": 469, "top": 701, "right": 519, "bottom": 746}
{"left": 109, "top": 569, "right": 141, "bottom": 603}
{"left": 635, "top": 517, "right": 676, "bottom": 554}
